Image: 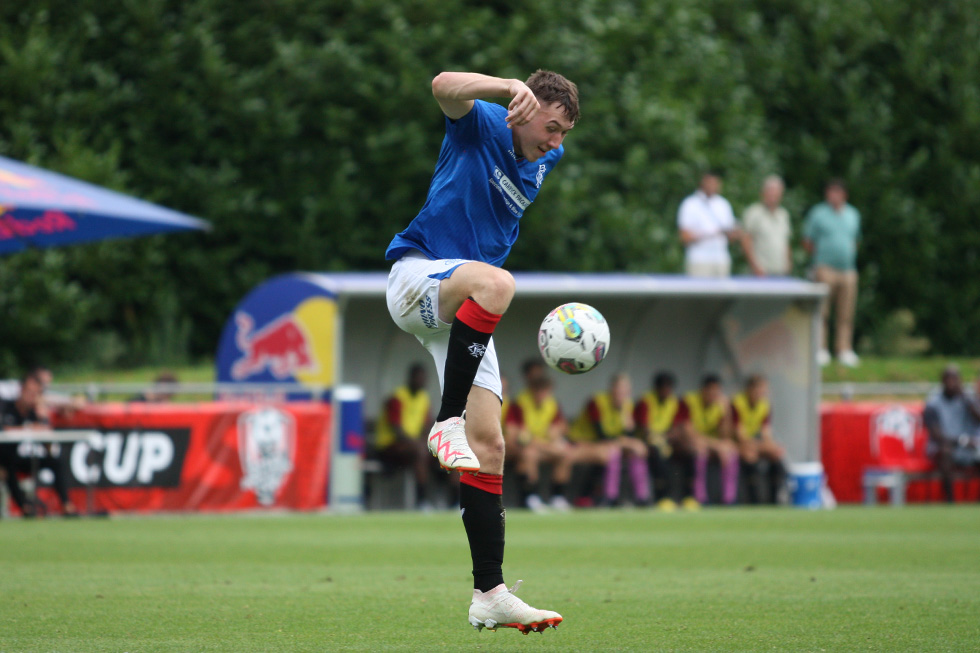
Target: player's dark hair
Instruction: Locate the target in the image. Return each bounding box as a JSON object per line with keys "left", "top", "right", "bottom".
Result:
{"left": 526, "top": 70, "right": 579, "bottom": 124}
{"left": 19, "top": 370, "right": 42, "bottom": 385}
{"left": 529, "top": 374, "right": 552, "bottom": 391}
{"left": 521, "top": 358, "right": 545, "bottom": 378}
{"left": 653, "top": 371, "right": 676, "bottom": 390}
{"left": 744, "top": 374, "right": 766, "bottom": 391}
{"left": 701, "top": 373, "right": 722, "bottom": 388}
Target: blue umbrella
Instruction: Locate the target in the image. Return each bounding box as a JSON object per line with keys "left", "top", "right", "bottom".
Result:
{"left": 0, "top": 155, "right": 210, "bottom": 255}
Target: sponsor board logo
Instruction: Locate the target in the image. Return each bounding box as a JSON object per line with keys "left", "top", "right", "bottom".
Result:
{"left": 69, "top": 429, "right": 191, "bottom": 487}
{"left": 870, "top": 405, "right": 919, "bottom": 456}
{"left": 238, "top": 407, "right": 295, "bottom": 505}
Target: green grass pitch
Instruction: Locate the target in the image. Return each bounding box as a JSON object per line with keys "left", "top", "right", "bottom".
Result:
{"left": 2, "top": 507, "right": 979, "bottom": 652}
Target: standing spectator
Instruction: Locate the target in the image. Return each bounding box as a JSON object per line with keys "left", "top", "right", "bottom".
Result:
{"left": 743, "top": 175, "right": 792, "bottom": 276}
{"left": 0, "top": 371, "right": 77, "bottom": 517}
{"left": 373, "top": 363, "right": 439, "bottom": 510}
{"left": 672, "top": 374, "right": 738, "bottom": 506}
{"left": 678, "top": 170, "right": 762, "bottom": 278}
{"left": 569, "top": 374, "right": 650, "bottom": 507}
{"left": 804, "top": 178, "right": 862, "bottom": 367}
{"left": 731, "top": 375, "right": 786, "bottom": 504}
{"left": 923, "top": 366, "right": 980, "bottom": 503}
{"left": 634, "top": 371, "right": 682, "bottom": 509}
{"left": 506, "top": 373, "right": 574, "bottom": 512}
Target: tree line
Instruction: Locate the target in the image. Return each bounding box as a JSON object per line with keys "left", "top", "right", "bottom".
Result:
{"left": 1, "top": 0, "right": 978, "bottom": 372}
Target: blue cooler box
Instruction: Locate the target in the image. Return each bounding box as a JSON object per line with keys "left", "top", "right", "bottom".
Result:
{"left": 787, "top": 462, "right": 824, "bottom": 509}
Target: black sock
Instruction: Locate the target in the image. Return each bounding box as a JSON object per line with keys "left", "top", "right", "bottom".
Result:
{"left": 460, "top": 480, "right": 505, "bottom": 592}
{"left": 551, "top": 482, "right": 567, "bottom": 499}
{"left": 520, "top": 475, "right": 536, "bottom": 502}
{"left": 436, "top": 299, "right": 498, "bottom": 422}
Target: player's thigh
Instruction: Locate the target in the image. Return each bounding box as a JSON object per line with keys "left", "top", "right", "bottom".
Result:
{"left": 438, "top": 261, "right": 515, "bottom": 320}
{"left": 739, "top": 439, "right": 760, "bottom": 462}
{"left": 571, "top": 442, "right": 610, "bottom": 464}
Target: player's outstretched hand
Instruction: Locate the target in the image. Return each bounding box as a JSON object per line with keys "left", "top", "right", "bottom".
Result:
{"left": 506, "top": 80, "right": 539, "bottom": 128}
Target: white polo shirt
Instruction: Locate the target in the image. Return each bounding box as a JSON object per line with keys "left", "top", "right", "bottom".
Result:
{"left": 677, "top": 190, "right": 735, "bottom": 264}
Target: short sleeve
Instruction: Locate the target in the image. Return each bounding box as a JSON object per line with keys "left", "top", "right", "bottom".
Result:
{"left": 673, "top": 400, "right": 691, "bottom": 426}
{"left": 505, "top": 402, "right": 523, "bottom": 426}
{"left": 803, "top": 207, "right": 817, "bottom": 241}
{"left": 444, "top": 100, "right": 496, "bottom": 147}
{"left": 634, "top": 401, "right": 649, "bottom": 428}
{"left": 678, "top": 197, "right": 697, "bottom": 230}
{"left": 718, "top": 198, "right": 736, "bottom": 229}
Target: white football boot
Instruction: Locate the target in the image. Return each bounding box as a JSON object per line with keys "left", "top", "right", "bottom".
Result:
{"left": 427, "top": 412, "right": 480, "bottom": 472}
{"left": 468, "top": 580, "right": 563, "bottom": 634}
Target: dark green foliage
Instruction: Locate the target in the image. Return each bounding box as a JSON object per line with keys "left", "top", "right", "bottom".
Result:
{"left": 1, "top": 0, "right": 978, "bottom": 370}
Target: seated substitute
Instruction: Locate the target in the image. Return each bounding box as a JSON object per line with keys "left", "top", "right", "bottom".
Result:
{"left": 569, "top": 373, "right": 650, "bottom": 506}
{"left": 672, "top": 374, "right": 738, "bottom": 506}
{"left": 373, "top": 363, "right": 444, "bottom": 509}
{"left": 731, "top": 375, "right": 786, "bottom": 504}
{"left": 923, "top": 365, "right": 980, "bottom": 503}
{"left": 506, "top": 372, "right": 574, "bottom": 512}
{"left": 0, "top": 370, "right": 77, "bottom": 517}
{"left": 634, "top": 371, "right": 683, "bottom": 509}
{"left": 503, "top": 359, "right": 546, "bottom": 470}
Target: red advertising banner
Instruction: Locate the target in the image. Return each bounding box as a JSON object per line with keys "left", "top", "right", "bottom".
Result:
{"left": 821, "top": 401, "right": 979, "bottom": 503}
{"left": 48, "top": 402, "right": 331, "bottom": 513}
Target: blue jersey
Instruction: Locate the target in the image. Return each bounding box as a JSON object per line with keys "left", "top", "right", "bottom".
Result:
{"left": 386, "top": 100, "right": 563, "bottom": 267}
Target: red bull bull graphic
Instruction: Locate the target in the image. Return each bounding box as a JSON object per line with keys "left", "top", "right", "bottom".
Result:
{"left": 216, "top": 274, "right": 338, "bottom": 393}
{"left": 0, "top": 209, "right": 78, "bottom": 241}
{"left": 232, "top": 312, "right": 316, "bottom": 380}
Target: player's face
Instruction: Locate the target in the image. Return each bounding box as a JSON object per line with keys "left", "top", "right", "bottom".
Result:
{"left": 512, "top": 102, "right": 573, "bottom": 162}
{"left": 703, "top": 383, "right": 722, "bottom": 405}
{"left": 749, "top": 381, "right": 769, "bottom": 403}
{"left": 611, "top": 377, "right": 632, "bottom": 406}
{"left": 825, "top": 185, "right": 847, "bottom": 208}
{"left": 19, "top": 378, "right": 42, "bottom": 406}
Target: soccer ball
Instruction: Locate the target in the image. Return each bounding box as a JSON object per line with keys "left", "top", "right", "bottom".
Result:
{"left": 538, "top": 302, "right": 610, "bottom": 375}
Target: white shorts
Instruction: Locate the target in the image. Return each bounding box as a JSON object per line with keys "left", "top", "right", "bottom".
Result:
{"left": 386, "top": 250, "right": 502, "bottom": 400}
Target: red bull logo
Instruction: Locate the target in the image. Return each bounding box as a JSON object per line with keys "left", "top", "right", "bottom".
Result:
{"left": 217, "top": 277, "right": 337, "bottom": 389}
{"left": 0, "top": 209, "right": 77, "bottom": 241}
{"left": 232, "top": 311, "right": 317, "bottom": 380}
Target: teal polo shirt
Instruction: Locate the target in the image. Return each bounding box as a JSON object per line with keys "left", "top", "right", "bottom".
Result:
{"left": 804, "top": 202, "right": 861, "bottom": 271}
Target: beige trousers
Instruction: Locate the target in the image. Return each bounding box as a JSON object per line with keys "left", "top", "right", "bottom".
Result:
{"left": 814, "top": 265, "right": 858, "bottom": 353}
{"left": 685, "top": 260, "right": 731, "bottom": 278}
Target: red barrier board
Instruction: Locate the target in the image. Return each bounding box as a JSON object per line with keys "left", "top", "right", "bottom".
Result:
{"left": 46, "top": 402, "right": 331, "bottom": 513}
{"left": 820, "top": 401, "right": 979, "bottom": 503}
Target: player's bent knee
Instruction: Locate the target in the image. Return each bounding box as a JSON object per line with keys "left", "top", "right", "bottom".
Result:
{"left": 472, "top": 268, "right": 515, "bottom": 310}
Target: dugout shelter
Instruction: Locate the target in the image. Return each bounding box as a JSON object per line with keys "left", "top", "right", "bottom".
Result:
{"left": 218, "top": 272, "right": 827, "bottom": 465}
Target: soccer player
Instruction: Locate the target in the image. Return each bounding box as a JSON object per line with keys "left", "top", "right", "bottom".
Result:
{"left": 731, "top": 374, "right": 787, "bottom": 504}
{"left": 373, "top": 363, "right": 437, "bottom": 509}
{"left": 507, "top": 370, "right": 574, "bottom": 512}
{"left": 385, "top": 70, "right": 576, "bottom": 633}
{"left": 634, "top": 371, "right": 682, "bottom": 509}
{"left": 673, "top": 374, "right": 739, "bottom": 505}
{"left": 569, "top": 373, "right": 651, "bottom": 506}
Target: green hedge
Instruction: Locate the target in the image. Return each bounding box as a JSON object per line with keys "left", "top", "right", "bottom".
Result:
{"left": 1, "top": 0, "right": 978, "bottom": 370}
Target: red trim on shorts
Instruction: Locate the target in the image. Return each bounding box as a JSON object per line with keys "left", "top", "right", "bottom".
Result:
{"left": 456, "top": 298, "right": 502, "bottom": 334}
{"left": 460, "top": 472, "right": 503, "bottom": 495}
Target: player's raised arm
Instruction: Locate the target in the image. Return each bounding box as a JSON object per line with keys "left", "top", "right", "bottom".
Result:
{"left": 431, "top": 72, "right": 540, "bottom": 127}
